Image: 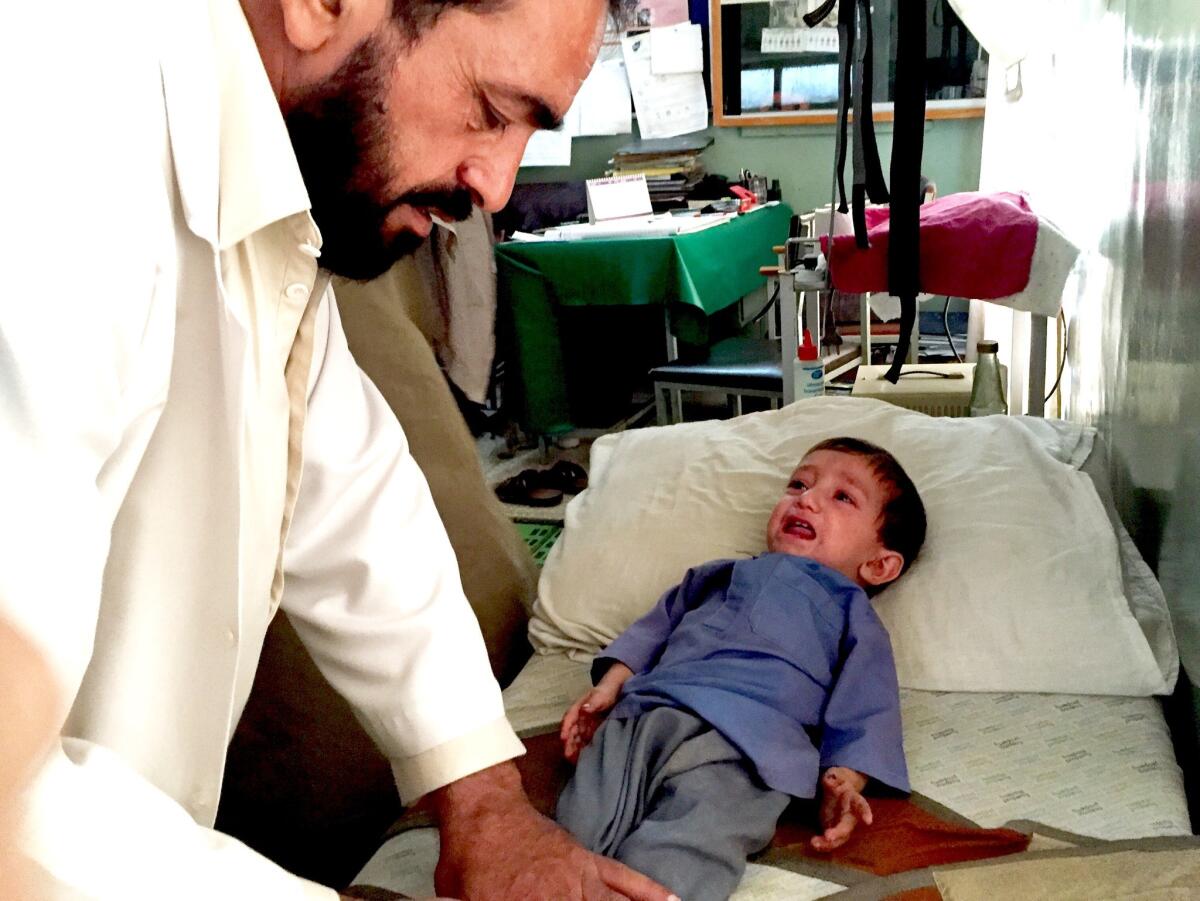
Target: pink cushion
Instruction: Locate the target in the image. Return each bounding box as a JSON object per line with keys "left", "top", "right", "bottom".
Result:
{"left": 824, "top": 191, "right": 1039, "bottom": 299}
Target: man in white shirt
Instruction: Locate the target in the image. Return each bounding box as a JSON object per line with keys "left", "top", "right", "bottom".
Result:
{"left": 0, "top": 619, "right": 57, "bottom": 900}
{"left": 0, "top": 1, "right": 674, "bottom": 899}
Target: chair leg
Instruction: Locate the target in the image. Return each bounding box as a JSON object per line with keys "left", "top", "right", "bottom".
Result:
{"left": 728, "top": 394, "right": 744, "bottom": 417}
{"left": 655, "top": 383, "right": 670, "bottom": 426}
{"left": 670, "top": 389, "right": 683, "bottom": 424}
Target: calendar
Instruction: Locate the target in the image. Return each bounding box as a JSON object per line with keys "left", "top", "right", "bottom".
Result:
{"left": 760, "top": 27, "right": 839, "bottom": 55}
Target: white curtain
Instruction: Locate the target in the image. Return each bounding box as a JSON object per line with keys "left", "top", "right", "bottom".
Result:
{"left": 969, "top": 1, "right": 1200, "bottom": 710}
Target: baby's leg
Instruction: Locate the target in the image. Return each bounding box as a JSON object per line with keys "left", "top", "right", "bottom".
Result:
{"left": 557, "top": 709, "right": 700, "bottom": 856}
{"left": 612, "top": 734, "right": 788, "bottom": 901}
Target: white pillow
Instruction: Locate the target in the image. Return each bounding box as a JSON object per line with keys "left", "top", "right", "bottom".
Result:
{"left": 529, "top": 397, "right": 1177, "bottom": 696}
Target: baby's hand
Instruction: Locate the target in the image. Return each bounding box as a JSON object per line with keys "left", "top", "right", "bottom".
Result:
{"left": 811, "top": 767, "right": 873, "bottom": 852}
{"left": 559, "top": 683, "right": 620, "bottom": 764}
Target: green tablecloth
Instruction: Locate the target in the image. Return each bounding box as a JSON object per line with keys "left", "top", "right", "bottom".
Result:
{"left": 496, "top": 203, "right": 792, "bottom": 435}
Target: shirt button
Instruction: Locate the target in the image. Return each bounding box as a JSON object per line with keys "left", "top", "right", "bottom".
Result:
{"left": 225, "top": 627, "right": 236, "bottom": 646}
{"left": 286, "top": 282, "right": 308, "bottom": 300}
{"left": 298, "top": 242, "right": 321, "bottom": 258}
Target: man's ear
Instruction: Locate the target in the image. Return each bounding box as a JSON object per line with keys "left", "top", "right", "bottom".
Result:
{"left": 278, "top": 0, "right": 344, "bottom": 53}
{"left": 858, "top": 549, "right": 904, "bottom": 588}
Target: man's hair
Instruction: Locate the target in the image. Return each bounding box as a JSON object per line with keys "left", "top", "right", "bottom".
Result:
{"left": 391, "top": 0, "right": 621, "bottom": 42}
{"left": 805, "top": 436, "right": 927, "bottom": 585}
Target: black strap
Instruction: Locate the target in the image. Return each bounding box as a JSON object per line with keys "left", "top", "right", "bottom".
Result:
{"left": 846, "top": 0, "right": 888, "bottom": 248}
{"left": 803, "top": 0, "right": 837, "bottom": 27}
{"left": 832, "top": 0, "right": 854, "bottom": 213}
{"left": 849, "top": 0, "right": 868, "bottom": 246}
{"left": 884, "top": 0, "right": 927, "bottom": 384}
{"left": 857, "top": 0, "right": 889, "bottom": 204}
{"left": 852, "top": 184, "right": 868, "bottom": 246}
{"left": 888, "top": 296, "right": 918, "bottom": 383}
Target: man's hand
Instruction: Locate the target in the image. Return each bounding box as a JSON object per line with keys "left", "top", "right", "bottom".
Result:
{"left": 811, "top": 767, "right": 872, "bottom": 852}
{"left": 0, "top": 616, "right": 58, "bottom": 901}
{"left": 560, "top": 663, "right": 632, "bottom": 764}
{"left": 431, "top": 761, "right": 676, "bottom": 901}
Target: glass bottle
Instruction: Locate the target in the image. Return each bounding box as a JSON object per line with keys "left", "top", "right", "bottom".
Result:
{"left": 969, "top": 340, "right": 1008, "bottom": 416}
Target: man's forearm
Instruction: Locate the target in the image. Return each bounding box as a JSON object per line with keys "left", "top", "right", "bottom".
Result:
{"left": 430, "top": 760, "right": 528, "bottom": 835}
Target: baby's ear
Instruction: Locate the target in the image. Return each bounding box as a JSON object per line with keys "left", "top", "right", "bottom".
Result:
{"left": 859, "top": 549, "right": 903, "bottom": 587}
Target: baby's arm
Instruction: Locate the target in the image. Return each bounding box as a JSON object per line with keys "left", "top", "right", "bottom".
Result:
{"left": 814, "top": 596, "right": 909, "bottom": 850}
{"left": 560, "top": 662, "right": 634, "bottom": 763}
{"left": 811, "top": 767, "right": 872, "bottom": 852}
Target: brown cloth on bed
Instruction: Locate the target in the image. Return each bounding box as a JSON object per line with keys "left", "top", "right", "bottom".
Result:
{"left": 768, "top": 796, "right": 1030, "bottom": 876}
{"left": 513, "top": 731, "right": 1030, "bottom": 879}
{"left": 885, "top": 889, "right": 942, "bottom": 901}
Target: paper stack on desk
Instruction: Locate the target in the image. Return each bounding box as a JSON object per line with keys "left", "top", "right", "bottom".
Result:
{"left": 511, "top": 212, "right": 733, "bottom": 242}
{"left": 607, "top": 135, "right": 713, "bottom": 208}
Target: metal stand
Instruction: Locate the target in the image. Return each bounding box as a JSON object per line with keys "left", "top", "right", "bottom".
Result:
{"left": 1027, "top": 312, "right": 1048, "bottom": 417}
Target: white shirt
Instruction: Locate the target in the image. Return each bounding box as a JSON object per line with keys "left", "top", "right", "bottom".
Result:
{"left": 1, "top": 1, "right": 522, "bottom": 897}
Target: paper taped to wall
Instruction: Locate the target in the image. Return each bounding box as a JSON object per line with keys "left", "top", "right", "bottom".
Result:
{"left": 621, "top": 32, "right": 708, "bottom": 140}
{"left": 573, "top": 59, "right": 633, "bottom": 136}
{"left": 651, "top": 23, "right": 704, "bottom": 75}
{"left": 520, "top": 126, "right": 572, "bottom": 167}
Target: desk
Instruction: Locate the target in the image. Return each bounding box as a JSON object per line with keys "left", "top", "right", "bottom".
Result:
{"left": 496, "top": 203, "right": 792, "bottom": 435}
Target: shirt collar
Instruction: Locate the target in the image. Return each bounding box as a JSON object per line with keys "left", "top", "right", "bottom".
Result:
{"left": 210, "top": 0, "right": 313, "bottom": 251}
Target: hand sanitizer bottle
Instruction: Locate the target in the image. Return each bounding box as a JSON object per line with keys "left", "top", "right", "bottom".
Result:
{"left": 793, "top": 329, "right": 825, "bottom": 400}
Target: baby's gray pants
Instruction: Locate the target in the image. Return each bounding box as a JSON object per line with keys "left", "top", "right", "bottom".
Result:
{"left": 556, "top": 707, "right": 789, "bottom": 901}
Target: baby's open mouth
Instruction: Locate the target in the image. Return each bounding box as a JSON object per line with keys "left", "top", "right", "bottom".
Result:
{"left": 783, "top": 517, "right": 816, "bottom": 540}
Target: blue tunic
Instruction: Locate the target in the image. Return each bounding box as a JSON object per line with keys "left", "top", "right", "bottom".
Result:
{"left": 595, "top": 553, "right": 909, "bottom": 799}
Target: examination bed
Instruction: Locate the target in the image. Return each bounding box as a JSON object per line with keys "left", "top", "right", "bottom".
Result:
{"left": 354, "top": 397, "right": 1196, "bottom": 899}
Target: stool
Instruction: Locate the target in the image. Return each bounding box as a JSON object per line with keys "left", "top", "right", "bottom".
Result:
{"left": 650, "top": 337, "right": 785, "bottom": 425}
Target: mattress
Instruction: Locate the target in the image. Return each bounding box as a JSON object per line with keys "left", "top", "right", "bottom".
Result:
{"left": 903, "top": 689, "right": 1188, "bottom": 839}
{"left": 503, "top": 652, "right": 1190, "bottom": 839}
{"left": 352, "top": 652, "right": 1190, "bottom": 898}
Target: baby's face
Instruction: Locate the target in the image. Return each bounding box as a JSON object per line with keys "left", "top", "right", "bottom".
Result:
{"left": 765, "top": 450, "right": 893, "bottom": 586}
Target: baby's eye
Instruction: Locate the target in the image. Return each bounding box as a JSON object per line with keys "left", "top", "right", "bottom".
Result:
{"left": 835, "top": 490, "right": 855, "bottom": 504}
{"left": 788, "top": 480, "right": 807, "bottom": 492}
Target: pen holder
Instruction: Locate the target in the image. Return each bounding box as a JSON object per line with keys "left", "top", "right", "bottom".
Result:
{"left": 748, "top": 175, "right": 768, "bottom": 205}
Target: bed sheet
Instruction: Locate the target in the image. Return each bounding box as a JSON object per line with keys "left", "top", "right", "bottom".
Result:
{"left": 502, "top": 652, "right": 1191, "bottom": 840}
{"left": 351, "top": 653, "right": 1190, "bottom": 899}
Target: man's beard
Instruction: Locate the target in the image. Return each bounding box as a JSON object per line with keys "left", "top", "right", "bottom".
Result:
{"left": 285, "top": 37, "right": 473, "bottom": 282}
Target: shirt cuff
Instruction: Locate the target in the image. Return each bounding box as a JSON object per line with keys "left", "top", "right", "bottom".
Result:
{"left": 389, "top": 716, "right": 525, "bottom": 804}
{"left": 594, "top": 634, "right": 657, "bottom": 679}
{"left": 819, "top": 754, "right": 911, "bottom": 795}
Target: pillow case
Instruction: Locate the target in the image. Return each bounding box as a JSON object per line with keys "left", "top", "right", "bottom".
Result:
{"left": 529, "top": 397, "right": 1177, "bottom": 696}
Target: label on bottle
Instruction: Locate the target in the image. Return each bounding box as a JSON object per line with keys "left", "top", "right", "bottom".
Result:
{"left": 794, "top": 360, "right": 825, "bottom": 399}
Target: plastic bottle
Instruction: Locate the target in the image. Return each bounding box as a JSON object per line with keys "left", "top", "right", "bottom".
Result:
{"left": 793, "top": 329, "right": 825, "bottom": 400}
{"left": 969, "top": 340, "right": 1008, "bottom": 416}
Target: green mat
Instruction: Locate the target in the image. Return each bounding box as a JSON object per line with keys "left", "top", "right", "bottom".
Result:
{"left": 515, "top": 521, "right": 563, "bottom": 567}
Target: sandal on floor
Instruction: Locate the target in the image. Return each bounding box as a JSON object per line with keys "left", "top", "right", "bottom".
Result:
{"left": 544, "top": 460, "right": 589, "bottom": 493}
{"left": 494, "top": 469, "right": 564, "bottom": 507}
